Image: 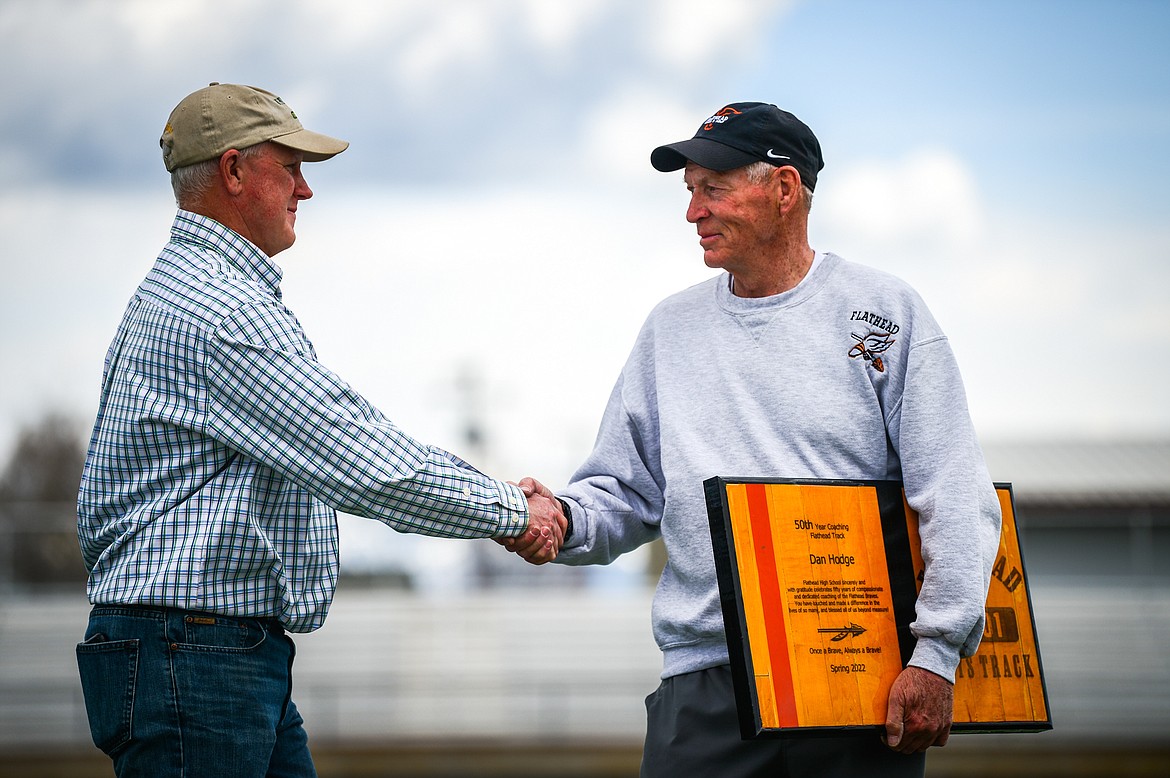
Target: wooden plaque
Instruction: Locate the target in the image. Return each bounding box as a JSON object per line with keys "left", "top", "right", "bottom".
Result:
{"left": 704, "top": 477, "right": 1051, "bottom": 738}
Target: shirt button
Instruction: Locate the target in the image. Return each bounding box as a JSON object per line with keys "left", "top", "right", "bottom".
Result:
{"left": 463, "top": 487, "right": 471, "bottom": 497}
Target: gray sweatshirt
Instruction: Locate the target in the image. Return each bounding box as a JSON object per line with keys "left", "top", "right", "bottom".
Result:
{"left": 556, "top": 252, "right": 1001, "bottom": 682}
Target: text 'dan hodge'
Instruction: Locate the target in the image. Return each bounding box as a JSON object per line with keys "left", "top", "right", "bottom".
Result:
{"left": 809, "top": 553, "right": 855, "bottom": 566}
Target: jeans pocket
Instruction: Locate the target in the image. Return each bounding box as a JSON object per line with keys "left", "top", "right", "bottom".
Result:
{"left": 76, "top": 635, "right": 139, "bottom": 754}
{"left": 180, "top": 615, "right": 268, "bottom": 651}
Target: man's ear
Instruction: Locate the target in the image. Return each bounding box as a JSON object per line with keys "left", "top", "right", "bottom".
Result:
{"left": 219, "top": 149, "right": 245, "bottom": 196}
{"left": 776, "top": 166, "right": 803, "bottom": 214}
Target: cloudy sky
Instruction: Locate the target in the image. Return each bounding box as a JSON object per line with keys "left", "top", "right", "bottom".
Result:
{"left": 1, "top": 0, "right": 1167, "bottom": 577}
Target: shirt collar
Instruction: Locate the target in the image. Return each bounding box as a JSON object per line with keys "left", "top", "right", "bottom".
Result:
{"left": 171, "top": 209, "right": 285, "bottom": 296}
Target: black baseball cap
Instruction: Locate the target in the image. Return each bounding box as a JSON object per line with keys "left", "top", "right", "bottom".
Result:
{"left": 650, "top": 102, "right": 824, "bottom": 190}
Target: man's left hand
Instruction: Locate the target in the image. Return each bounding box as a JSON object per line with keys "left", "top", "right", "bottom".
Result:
{"left": 883, "top": 665, "right": 953, "bottom": 753}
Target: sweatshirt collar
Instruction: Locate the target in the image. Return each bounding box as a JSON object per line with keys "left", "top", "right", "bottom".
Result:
{"left": 717, "top": 252, "right": 837, "bottom": 313}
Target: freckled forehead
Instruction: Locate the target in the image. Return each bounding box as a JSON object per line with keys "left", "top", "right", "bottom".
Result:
{"left": 683, "top": 164, "right": 742, "bottom": 186}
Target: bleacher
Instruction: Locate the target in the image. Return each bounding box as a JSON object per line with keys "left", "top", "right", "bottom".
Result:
{"left": 2, "top": 579, "right": 1169, "bottom": 777}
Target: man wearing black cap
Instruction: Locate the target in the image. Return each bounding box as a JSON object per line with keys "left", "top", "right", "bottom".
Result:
{"left": 75, "top": 83, "right": 565, "bottom": 776}
{"left": 509, "top": 103, "right": 1001, "bottom": 776}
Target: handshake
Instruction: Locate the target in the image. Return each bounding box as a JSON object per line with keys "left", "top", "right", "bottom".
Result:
{"left": 496, "top": 477, "right": 569, "bottom": 565}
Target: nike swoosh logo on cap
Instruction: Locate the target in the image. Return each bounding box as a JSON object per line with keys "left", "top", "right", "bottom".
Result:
{"left": 766, "top": 149, "right": 790, "bottom": 159}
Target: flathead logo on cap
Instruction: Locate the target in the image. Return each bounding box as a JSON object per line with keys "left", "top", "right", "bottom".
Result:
{"left": 702, "top": 106, "right": 742, "bottom": 132}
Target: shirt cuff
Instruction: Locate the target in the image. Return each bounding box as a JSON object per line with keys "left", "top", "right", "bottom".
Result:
{"left": 492, "top": 480, "right": 529, "bottom": 537}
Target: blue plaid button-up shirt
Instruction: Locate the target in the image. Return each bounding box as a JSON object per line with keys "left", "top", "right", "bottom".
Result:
{"left": 78, "top": 210, "right": 528, "bottom": 632}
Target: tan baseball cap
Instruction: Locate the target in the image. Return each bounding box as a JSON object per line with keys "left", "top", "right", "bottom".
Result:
{"left": 160, "top": 83, "right": 349, "bottom": 171}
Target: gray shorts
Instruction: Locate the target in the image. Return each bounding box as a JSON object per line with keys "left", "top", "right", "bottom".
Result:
{"left": 641, "top": 665, "right": 926, "bottom": 778}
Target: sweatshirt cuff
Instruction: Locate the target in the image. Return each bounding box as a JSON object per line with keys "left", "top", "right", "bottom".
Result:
{"left": 908, "top": 635, "right": 961, "bottom": 683}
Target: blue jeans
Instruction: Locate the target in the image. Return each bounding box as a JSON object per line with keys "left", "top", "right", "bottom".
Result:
{"left": 76, "top": 605, "right": 316, "bottom": 777}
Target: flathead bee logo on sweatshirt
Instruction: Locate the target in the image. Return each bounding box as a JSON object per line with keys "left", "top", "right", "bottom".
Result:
{"left": 847, "top": 311, "right": 900, "bottom": 373}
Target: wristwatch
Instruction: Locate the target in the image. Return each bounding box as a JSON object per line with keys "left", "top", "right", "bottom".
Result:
{"left": 556, "top": 497, "right": 574, "bottom": 543}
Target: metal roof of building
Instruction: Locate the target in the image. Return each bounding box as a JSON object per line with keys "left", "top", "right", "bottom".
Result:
{"left": 981, "top": 438, "right": 1170, "bottom": 505}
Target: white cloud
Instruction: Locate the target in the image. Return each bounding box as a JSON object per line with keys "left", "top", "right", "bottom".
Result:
{"left": 819, "top": 148, "right": 984, "bottom": 248}
{"left": 520, "top": 0, "right": 611, "bottom": 51}
{"left": 300, "top": 1, "right": 422, "bottom": 50}
{"left": 392, "top": 4, "right": 501, "bottom": 94}
{"left": 578, "top": 89, "right": 707, "bottom": 183}
{"left": 112, "top": 0, "right": 207, "bottom": 54}
{"left": 648, "top": 0, "right": 794, "bottom": 71}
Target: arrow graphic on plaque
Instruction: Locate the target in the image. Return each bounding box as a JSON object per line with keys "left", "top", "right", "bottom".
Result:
{"left": 818, "top": 623, "right": 867, "bottom": 641}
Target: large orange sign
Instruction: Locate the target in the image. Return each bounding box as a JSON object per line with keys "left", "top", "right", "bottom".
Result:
{"left": 705, "top": 478, "right": 1050, "bottom": 738}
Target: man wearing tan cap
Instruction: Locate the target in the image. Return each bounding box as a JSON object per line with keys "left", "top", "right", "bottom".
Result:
{"left": 75, "top": 83, "right": 566, "bottom": 776}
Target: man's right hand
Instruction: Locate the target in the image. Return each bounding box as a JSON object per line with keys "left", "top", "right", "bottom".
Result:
{"left": 496, "top": 479, "right": 566, "bottom": 564}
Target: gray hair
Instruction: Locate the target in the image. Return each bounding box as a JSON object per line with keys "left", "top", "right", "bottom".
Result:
{"left": 744, "top": 160, "right": 814, "bottom": 214}
{"left": 170, "top": 143, "right": 265, "bottom": 207}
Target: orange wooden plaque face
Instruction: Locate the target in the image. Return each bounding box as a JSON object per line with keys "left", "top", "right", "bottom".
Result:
{"left": 705, "top": 478, "right": 1051, "bottom": 738}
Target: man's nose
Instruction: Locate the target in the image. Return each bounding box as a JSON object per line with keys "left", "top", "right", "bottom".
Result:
{"left": 686, "top": 195, "right": 708, "bottom": 223}
{"left": 295, "top": 171, "right": 313, "bottom": 200}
